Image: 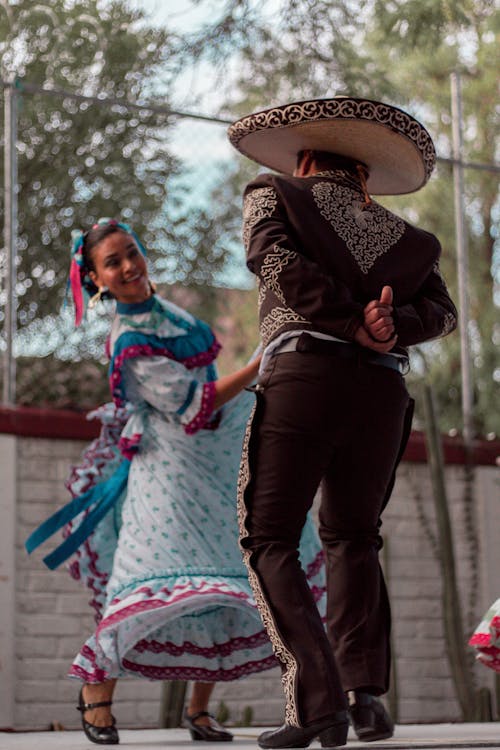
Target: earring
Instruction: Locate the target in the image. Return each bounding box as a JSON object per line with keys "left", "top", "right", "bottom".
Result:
{"left": 88, "top": 287, "right": 108, "bottom": 309}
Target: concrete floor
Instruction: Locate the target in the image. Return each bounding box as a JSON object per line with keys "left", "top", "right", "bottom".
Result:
{"left": 1, "top": 724, "right": 499, "bottom": 750}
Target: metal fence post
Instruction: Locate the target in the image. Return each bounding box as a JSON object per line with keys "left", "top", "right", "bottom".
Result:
{"left": 450, "top": 71, "right": 473, "bottom": 445}
{"left": 2, "top": 79, "right": 18, "bottom": 406}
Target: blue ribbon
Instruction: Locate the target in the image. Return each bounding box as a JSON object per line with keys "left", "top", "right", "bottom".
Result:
{"left": 25, "top": 460, "right": 130, "bottom": 570}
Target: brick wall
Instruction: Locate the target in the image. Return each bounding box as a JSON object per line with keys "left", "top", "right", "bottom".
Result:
{"left": 1, "top": 411, "right": 499, "bottom": 730}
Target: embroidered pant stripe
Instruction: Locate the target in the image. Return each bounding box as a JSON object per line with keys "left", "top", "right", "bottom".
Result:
{"left": 236, "top": 400, "right": 301, "bottom": 728}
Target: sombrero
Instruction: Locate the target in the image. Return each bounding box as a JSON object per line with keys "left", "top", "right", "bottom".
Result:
{"left": 227, "top": 96, "right": 436, "bottom": 195}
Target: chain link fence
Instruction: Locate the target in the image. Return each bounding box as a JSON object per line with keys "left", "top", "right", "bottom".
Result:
{"left": 1, "top": 78, "right": 499, "bottom": 413}
{"left": 1, "top": 80, "right": 262, "bottom": 406}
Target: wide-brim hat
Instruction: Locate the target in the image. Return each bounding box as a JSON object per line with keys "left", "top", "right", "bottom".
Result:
{"left": 227, "top": 96, "right": 436, "bottom": 195}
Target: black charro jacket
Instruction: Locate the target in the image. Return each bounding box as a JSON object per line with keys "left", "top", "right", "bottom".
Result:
{"left": 243, "top": 169, "right": 457, "bottom": 352}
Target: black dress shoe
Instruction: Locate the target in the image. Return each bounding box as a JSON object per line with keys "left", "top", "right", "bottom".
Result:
{"left": 258, "top": 712, "right": 348, "bottom": 749}
{"left": 184, "top": 710, "right": 233, "bottom": 742}
{"left": 77, "top": 687, "right": 119, "bottom": 745}
{"left": 347, "top": 691, "right": 394, "bottom": 742}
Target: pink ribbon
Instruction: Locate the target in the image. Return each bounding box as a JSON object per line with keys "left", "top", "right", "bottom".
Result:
{"left": 70, "top": 257, "right": 84, "bottom": 327}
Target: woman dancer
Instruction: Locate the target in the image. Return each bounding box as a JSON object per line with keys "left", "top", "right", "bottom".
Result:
{"left": 26, "top": 218, "right": 326, "bottom": 745}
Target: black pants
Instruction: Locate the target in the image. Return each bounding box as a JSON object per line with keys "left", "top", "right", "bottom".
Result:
{"left": 237, "top": 341, "right": 413, "bottom": 727}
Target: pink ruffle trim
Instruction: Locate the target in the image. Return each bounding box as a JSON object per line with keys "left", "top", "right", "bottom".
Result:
{"left": 118, "top": 432, "right": 142, "bottom": 460}
{"left": 110, "top": 340, "right": 221, "bottom": 407}
{"left": 69, "top": 652, "right": 277, "bottom": 683}
{"left": 100, "top": 581, "right": 252, "bottom": 634}
{"left": 306, "top": 549, "right": 324, "bottom": 579}
{"left": 184, "top": 381, "right": 217, "bottom": 435}
{"left": 134, "top": 628, "right": 270, "bottom": 657}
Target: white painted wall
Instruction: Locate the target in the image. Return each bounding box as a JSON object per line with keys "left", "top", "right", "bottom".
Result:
{"left": 0, "top": 435, "right": 17, "bottom": 729}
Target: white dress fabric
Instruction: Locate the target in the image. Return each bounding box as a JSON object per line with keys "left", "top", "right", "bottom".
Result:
{"left": 63, "top": 294, "right": 326, "bottom": 683}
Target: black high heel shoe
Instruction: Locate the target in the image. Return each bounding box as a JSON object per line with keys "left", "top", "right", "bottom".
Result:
{"left": 184, "top": 710, "right": 233, "bottom": 742}
{"left": 77, "top": 687, "right": 120, "bottom": 745}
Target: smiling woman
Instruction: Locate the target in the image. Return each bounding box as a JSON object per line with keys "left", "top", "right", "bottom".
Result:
{"left": 25, "top": 217, "right": 327, "bottom": 746}
{"left": 85, "top": 224, "right": 152, "bottom": 305}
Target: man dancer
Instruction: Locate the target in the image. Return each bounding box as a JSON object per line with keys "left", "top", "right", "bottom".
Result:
{"left": 228, "top": 97, "right": 457, "bottom": 748}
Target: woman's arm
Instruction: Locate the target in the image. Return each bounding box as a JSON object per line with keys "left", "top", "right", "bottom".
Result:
{"left": 213, "top": 356, "right": 261, "bottom": 410}
{"left": 123, "top": 353, "right": 261, "bottom": 435}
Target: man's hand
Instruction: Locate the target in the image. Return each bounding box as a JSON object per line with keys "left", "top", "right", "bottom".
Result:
{"left": 354, "top": 325, "right": 397, "bottom": 353}
{"left": 354, "top": 285, "right": 397, "bottom": 352}
{"left": 363, "top": 285, "right": 396, "bottom": 343}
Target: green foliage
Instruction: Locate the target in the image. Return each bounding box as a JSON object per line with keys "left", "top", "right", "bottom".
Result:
{"left": 2, "top": 0, "right": 498, "bottom": 433}
{"left": 236, "top": 705, "right": 254, "bottom": 727}
{"left": 176, "top": 0, "right": 500, "bottom": 436}
{"left": 0, "top": 0, "right": 178, "bottom": 329}
{"left": 372, "top": 0, "right": 496, "bottom": 49}
{"left": 16, "top": 353, "right": 109, "bottom": 410}
{"left": 368, "top": 3, "right": 499, "bottom": 435}
{"left": 213, "top": 699, "right": 254, "bottom": 727}
{"left": 216, "top": 700, "right": 230, "bottom": 725}
{"left": 0, "top": 0, "right": 235, "bottom": 343}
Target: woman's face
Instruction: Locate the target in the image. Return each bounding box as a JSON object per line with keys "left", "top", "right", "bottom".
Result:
{"left": 89, "top": 231, "right": 151, "bottom": 304}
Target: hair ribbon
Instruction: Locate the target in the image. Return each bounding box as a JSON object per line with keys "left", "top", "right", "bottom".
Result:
{"left": 69, "top": 229, "right": 86, "bottom": 327}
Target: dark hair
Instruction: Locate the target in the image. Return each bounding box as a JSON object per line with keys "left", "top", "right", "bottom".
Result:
{"left": 81, "top": 223, "right": 128, "bottom": 297}
{"left": 296, "top": 150, "right": 368, "bottom": 174}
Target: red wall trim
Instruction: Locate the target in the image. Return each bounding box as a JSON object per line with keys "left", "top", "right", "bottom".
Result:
{"left": 0, "top": 406, "right": 499, "bottom": 465}
{"left": 0, "top": 406, "right": 100, "bottom": 441}
{"left": 402, "top": 430, "right": 499, "bottom": 467}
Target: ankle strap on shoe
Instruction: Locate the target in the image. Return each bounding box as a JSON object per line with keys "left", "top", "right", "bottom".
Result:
{"left": 186, "top": 710, "right": 213, "bottom": 721}
{"left": 78, "top": 699, "right": 113, "bottom": 711}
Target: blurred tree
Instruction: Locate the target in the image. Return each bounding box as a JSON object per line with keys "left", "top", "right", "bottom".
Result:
{"left": 175, "top": 0, "right": 499, "bottom": 435}
{"left": 0, "top": 0, "right": 234, "bottom": 402}
{"left": 366, "top": 0, "right": 499, "bottom": 436}
{"left": 0, "top": 0, "right": 174, "bottom": 328}
{"left": 16, "top": 354, "right": 109, "bottom": 410}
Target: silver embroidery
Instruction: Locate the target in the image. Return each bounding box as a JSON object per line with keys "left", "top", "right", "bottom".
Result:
{"left": 314, "top": 169, "right": 353, "bottom": 181}
{"left": 236, "top": 403, "right": 300, "bottom": 727}
{"left": 312, "top": 182, "right": 406, "bottom": 274}
{"left": 440, "top": 312, "right": 456, "bottom": 337}
{"left": 228, "top": 98, "right": 436, "bottom": 182}
{"left": 431, "top": 264, "right": 455, "bottom": 337}
{"left": 243, "top": 186, "right": 278, "bottom": 250}
{"left": 260, "top": 307, "right": 308, "bottom": 346}
{"left": 257, "top": 244, "right": 308, "bottom": 344}
{"left": 260, "top": 245, "right": 298, "bottom": 304}
{"left": 257, "top": 280, "right": 267, "bottom": 308}
{"left": 432, "top": 261, "right": 445, "bottom": 283}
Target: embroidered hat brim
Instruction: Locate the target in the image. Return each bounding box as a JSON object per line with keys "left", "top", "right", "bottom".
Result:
{"left": 228, "top": 97, "right": 436, "bottom": 195}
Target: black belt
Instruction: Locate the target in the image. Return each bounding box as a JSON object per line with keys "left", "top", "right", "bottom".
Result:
{"left": 278, "top": 333, "right": 409, "bottom": 375}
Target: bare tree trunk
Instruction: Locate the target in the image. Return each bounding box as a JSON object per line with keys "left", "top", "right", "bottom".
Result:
{"left": 422, "top": 382, "right": 477, "bottom": 720}
{"left": 159, "top": 681, "right": 187, "bottom": 728}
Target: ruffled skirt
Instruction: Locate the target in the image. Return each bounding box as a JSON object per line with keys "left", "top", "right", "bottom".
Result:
{"left": 67, "top": 394, "right": 326, "bottom": 682}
